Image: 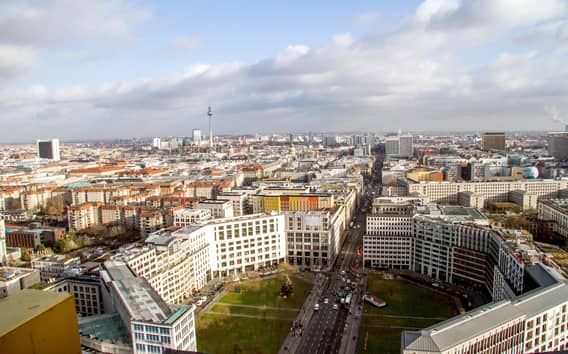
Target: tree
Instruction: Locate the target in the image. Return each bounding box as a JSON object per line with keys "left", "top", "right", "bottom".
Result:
{"left": 21, "top": 249, "right": 31, "bottom": 262}
{"left": 44, "top": 195, "right": 66, "bottom": 216}
{"left": 5, "top": 198, "right": 20, "bottom": 210}
{"left": 280, "top": 276, "right": 294, "bottom": 297}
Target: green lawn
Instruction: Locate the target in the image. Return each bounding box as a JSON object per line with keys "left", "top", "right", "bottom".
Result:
{"left": 357, "top": 276, "right": 458, "bottom": 354}
{"left": 220, "top": 275, "right": 311, "bottom": 308}
{"left": 197, "top": 274, "right": 311, "bottom": 354}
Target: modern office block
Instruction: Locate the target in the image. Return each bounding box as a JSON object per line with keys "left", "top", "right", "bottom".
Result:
{"left": 37, "top": 138, "right": 61, "bottom": 161}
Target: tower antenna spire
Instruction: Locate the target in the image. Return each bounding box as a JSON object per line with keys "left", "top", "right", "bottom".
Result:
{"left": 208, "top": 105, "right": 214, "bottom": 149}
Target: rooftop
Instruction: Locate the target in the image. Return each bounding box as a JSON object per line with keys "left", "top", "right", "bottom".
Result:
{"left": 0, "top": 289, "right": 72, "bottom": 337}
{"left": 404, "top": 276, "right": 568, "bottom": 352}
{"left": 104, "top": 261, "right": 173, "bottom": 322}
{"left": 78, "top": 313, "right": 130, "bottom": 344}
{"left": 0, "top": 267, "right": 37, "bottom": 282}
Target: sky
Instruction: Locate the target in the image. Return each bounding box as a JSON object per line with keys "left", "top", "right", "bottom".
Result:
{"left": 1, "top": 0, "right": 568, "bottom": 142}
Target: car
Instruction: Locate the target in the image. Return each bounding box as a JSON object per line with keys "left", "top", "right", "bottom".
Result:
{"left": 324, "top": 298, "right": 329, "bottom": 304}
{"left": 314, "top": 303, "right": 320, "bottom": 311}
{"left": 196, "top": 299, "right": 205, "bottom": 306}
{"left": 333, "top": 304, "right": 338, "bottom": 310}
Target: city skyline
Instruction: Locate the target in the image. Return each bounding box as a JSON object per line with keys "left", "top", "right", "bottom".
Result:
{"left": 1, "top": 0, "right": 568, "bottom": 141}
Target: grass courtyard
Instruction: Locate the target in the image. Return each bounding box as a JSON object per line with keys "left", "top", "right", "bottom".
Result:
{"left": 357, "top": 275, "right": 459, "bottom": 354}
{"left": 196, "top": 274, "right": 312, "bottom": 354}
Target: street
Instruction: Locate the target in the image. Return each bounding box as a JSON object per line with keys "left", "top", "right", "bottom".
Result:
{"left": 281, "top": 147, "right": 383, "bottom": 354}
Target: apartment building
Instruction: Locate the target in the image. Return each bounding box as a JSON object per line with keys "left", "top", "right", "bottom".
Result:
{"left": 68, "top": 202, "right": 101, "bottom": 231}
{"left": 538, "top": 199, "right": 568, "bottom": 239}
{"left": 139, "top": 210, "right": 165, "bottom": 237}
{"left": 403, "top": 273, "right": 568, "bottom": 354}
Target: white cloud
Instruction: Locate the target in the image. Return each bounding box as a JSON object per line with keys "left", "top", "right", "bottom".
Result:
{"left": 418, "top": 0, "right": 566, "bottom": 30}
{"left": 0, "top": 44, "right": 37, "bottom": 79}
{"left": 2, "top": 0, "right": 568, "bottom": 140}
{"left": 355, "top": 12, "right": 378, "bottom": 24}
{"left": 168, "top": 36, "right": 201, "bottom": 50}
{"left": 0, "top": 0, "right": 151, "bottom": 78}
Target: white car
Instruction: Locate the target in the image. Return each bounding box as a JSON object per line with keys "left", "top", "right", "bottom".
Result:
{"left": 324, "top": 298, "right": 329, "bottom": 304}
{"left": 333, "top": 304, "right": 338, "bottom": 310}
{"left": 314, "top": 303, "right": 320, "bottom": 311}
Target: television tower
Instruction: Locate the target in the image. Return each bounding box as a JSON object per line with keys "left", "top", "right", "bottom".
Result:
{"left": 208, "top": 105, "right": 214, "bottom": 148}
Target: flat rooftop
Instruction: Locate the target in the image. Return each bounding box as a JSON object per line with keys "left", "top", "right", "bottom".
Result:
{"left": 0, "top": 289, "right": 71, "bottom": 337}
{"left": 104, "top": 261, "right": 173, "bottom": 322}
{"left": 79, "top": 313, "right": 129, "bottom": 343}
{"left": 404, "top": 278, "right": 568, "bottom": 352}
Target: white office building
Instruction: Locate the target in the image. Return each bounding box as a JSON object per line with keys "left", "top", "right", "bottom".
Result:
{"left": 538, "top": 199, "right": 568, "bottom": 239}
{"left": 192, "top": 129, "right": 202, "bottom": 146}
{"left": 180, "top": 213, "right": 287, "bottom": 278}
{"left": 404, "top": 179, "right": 568, "bottom": 207}
{"left": 285, "top": 210, "right": 344, "bottom": 270}
{"left": 364, "top": 203, "right": 524, "bottom": 301}
{"left": 399, "top": 134, "right": 414, "bottom": 159}
{"left": 173, "top": 208, "right": 212, "bottom": 228}
{"left": 217, "top": 191, "right": 249, "bottom": 216}
{"left": 199, "top": 199, "right": 234, "bottom": 219}
{"left": 403, "top": 271, "right": 568, "bottom": 354}
{"left": 100, "top": 261, "right": 197, "bottom": 354}
{"left": 113, "top": 228, "right": 211, "bottom": 304}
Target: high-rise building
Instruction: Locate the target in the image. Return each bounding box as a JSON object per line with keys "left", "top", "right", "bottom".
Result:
{"left": 548, "top": 132, "right": 568, "bottom": 160}
{"left": 385, "top": 137, "right": 399, "bottom": 157}
{"left": 481, "top": 132, "right": 506, "bottom": 151}
{"left": 385, "top": 134, "right": 413, "bottom": 158}
{"left": 152, "top": 137, "right": 161, "bottom": 148}
{"left": 0, "top": 289, "right": 81, "bottom": 354}
{"left": 399, "top": 134, "right": 414, "bottom": 158}
{"left": 192, "top": 128, "right": 202, "bottom": 146}
{"left": 36, "top": 138, "right": 60, "bottom": 161}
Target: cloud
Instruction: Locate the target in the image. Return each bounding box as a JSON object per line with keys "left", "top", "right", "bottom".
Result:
{"left": 2, "top": 0, "right": 568, "bottom": 140}
{"left": 418, "top": 0, "right": 566, "bottom": 31}
{"left": 168, "top": 35, "right": 201, "bottom": 50}
{"left": 354, "top": 12, "right": 378, "bottom": 24}
{"left": 0, "top": 0, "right": 151, "bottom": 79}
{"left": 0, "top": 44, "right": 37, "bottom": 79}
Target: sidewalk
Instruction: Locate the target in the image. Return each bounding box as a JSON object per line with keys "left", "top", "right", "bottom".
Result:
{"left": 278, "top": 273, "right": 326, "bottom": 354}
{"left": 339, "top": 275, "right": 367, "bottom": 354}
